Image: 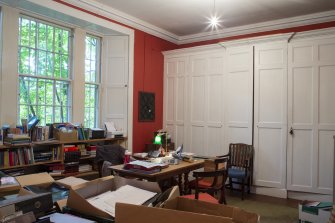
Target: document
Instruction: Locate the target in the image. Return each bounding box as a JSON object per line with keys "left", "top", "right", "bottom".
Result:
{"left": 87, "top": 185, "right": 157, "bottom": 217}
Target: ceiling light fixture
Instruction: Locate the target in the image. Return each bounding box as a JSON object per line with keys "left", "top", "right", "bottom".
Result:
{"left": 208, "top": 0, "right": 221, "bottom": 29}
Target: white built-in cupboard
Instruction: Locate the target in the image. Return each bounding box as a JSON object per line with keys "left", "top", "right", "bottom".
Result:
{"left": 163, "top": 28, "right": 335, "bottom": 198}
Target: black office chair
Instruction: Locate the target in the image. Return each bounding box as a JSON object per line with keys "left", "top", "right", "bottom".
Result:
{"left": 95, "top": 144, "right": 126, "bottom": 177}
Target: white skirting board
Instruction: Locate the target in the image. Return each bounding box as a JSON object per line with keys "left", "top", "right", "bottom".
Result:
{"left": 251, "top": 186, "right": 287, "bottom": 199}
{"left": 250, "top": 186, "right": 333, "bottom": 201}
{"left": 288, "top": 191, "right": 332, "bottom": 202}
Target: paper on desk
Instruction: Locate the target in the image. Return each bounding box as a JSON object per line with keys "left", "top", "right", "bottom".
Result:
{"left": 87, "top": 185, "right": 157, "bottom": 217}
{"left": 105, "top": 121, "right": 117, "bottom": 132}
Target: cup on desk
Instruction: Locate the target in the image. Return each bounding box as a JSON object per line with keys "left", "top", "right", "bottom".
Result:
{"left": 124, "top": 151, "right": 131, "bottom": 164}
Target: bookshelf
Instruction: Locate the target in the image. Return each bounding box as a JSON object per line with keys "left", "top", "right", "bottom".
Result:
{"left": 0, "top": 137, "right": 127, "bottom": 177}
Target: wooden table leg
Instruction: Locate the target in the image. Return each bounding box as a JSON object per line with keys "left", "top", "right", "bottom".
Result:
{"left": 178, "top": 174, "right": 183, "bottom": 195}
{"left": 183, "top": 172, "right": 190, "bottom": 195}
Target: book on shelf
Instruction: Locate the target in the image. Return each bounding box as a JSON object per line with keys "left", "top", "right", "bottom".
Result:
{"left": 0, "top": 147, "right": 34, "bottom": 168}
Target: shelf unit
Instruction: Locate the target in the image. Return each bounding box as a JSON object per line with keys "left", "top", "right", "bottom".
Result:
{"left": 0, "top": 137, "right": 127, "bottom": 177}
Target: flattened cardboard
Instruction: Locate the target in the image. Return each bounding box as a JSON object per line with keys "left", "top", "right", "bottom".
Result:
{"left": 67, "top": 176, "right": 161, "bottom": 219}
{"left": 16, "top": 172, "right": 54, "bottom": 187}
{"left": 115, "top": 203, "right": 232, "bottom": 223}
{"left": 115, "top": 197, "right": 259, "bottom": 223}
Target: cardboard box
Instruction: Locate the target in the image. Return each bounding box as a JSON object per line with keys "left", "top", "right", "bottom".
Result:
{"left": 0, "top": 176, "right": 21, "bottom": 197}
{"left": 0, "top": 188, "right": 52, "bottom": 220}
{"left": 53, "top": 128, "right": 78, "bottom": 141}
{"left": 15, "top": 172, "right": 86, "bottom": 189}
{"left": 299, "top": 203, "right": 332, "bottom": 223}
{"left": 115, "top": 197, "right": 260, "bottom": 223}
{"left": 67, "top": 175, "right": 162, "bottom": 219}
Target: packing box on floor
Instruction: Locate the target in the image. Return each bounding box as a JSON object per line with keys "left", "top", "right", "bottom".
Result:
{"left": 299, "top": 201, "right": 332, "bottom": 223}
{"left": 15, "top": 172, "right": 86, "bottom": 189}
{"left": 115, "top": 197, "right": 260, "bottom": 223}
{"left": 15, "top": 172, "right": 87, "bottom": 204}
{"left": 67, "top": 175, "right": 163, "bottom": 219}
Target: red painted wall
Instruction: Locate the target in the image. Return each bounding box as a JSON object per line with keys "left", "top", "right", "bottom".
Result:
{"left": 133, "top": 32, "right": 176, "bottom": 153}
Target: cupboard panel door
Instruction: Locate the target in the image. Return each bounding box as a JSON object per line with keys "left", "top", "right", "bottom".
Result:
{"left": 164, "top": 57, "right": 188, "bottom": 150}
{"left": 224, "top": 46, "right": 253, "bottom": 153}
{"left": 288, "top": 38, "right": 335, "bottom": 194}
{"left": 102, "top": 36, "right": 128, "bottom": 138}
{"left": 166, "top": 77, "right": 175, "bottom": 122}
{"left": 318, "top": 130, "right": 335, "bottom": 191}
{"left": 254, "top": 42, "right": 287, "bottom": 188}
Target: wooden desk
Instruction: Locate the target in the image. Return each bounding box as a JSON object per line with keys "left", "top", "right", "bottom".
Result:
{"left": 109, "top": 159, "right": 204, "bottom": 194}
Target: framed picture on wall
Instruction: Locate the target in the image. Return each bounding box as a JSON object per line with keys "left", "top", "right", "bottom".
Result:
{"left": 138, "top": 91, "right": 155, "bottom": 122}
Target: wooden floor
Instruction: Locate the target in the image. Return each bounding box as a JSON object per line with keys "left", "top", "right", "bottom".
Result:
{"left": 226, "top": 191, "right": 300, "bottom": 208}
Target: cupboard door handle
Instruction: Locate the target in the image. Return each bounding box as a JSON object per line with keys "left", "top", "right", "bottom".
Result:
{"left": 289, "top": 127, "right": 294, "bottom": 135}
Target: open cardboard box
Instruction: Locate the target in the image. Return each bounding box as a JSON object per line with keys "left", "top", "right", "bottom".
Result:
{"left": 15, "top": 172, "right": 87, "bottom": 189}
{"left": 115, "top": 197, "right": 260, "bottom": 223}
{"left": 0, "top": 188, "right": 52, "bottom": 219}
{"left": 67, "top": 175, "right": 163, "bottom": 219}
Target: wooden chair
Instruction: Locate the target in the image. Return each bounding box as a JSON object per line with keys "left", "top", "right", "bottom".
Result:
{"left": 95, "top": 144, "right": 126, "bottom": 177}
{"left": 219, "top": 143, "right": 254, "bottom": 200}
{"left": 181, "top": 157, "right": 228, "bottom": 204}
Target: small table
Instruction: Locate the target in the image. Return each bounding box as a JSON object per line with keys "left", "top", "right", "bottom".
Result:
{"left": 109, "top": 159, "right": 204, "bottom": 194}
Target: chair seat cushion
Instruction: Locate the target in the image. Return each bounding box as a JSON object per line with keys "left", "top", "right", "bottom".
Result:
{"left": 228, "top": 168, "right": 249, "bottom": 178}
{"left": 188, "top": 178, "right": 213, "bottom": 189}
{"left": 180, "top": 193, "right": 219, "bottom": 204}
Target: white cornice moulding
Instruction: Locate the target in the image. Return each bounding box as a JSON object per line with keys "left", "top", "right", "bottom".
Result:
{"left": 162, "top": 44, "right": 223, "bottom": 57}
{"left": 219, "top": 33, "right": 294, "bottom": 48}
{"left": 289, "top": 27, "right": 335, "bottom": 41}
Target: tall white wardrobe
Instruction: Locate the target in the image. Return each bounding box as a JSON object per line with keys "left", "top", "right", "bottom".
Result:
{"left": 163, "top": 28, "right": 335, "bottom": 199}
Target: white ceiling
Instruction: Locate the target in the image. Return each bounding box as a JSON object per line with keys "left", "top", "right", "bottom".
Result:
{"left": 88, "top": 0, "right": 335, "bottom": 44}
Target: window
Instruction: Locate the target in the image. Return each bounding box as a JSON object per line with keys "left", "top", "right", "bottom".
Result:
{"left": 84, "top": 35, "right": 101, "bottom": 128}
{"left": 18, "top": 16, "right": 72, "bottom": 126}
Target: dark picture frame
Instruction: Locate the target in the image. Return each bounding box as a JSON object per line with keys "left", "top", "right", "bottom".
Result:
{"left": 138, "top": 91, "right": 155, "bottom": 122}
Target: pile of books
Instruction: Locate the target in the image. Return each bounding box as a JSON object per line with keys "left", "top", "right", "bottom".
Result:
{"left": 4, "top": 134, "right": 31, "bottom": 145}
{"left": 124, "top": 160, "right": 168, "bottom": 174}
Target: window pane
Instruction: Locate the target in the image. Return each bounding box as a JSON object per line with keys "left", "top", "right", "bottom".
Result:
{"left": 30, "top": 20, "right": 36, "bottom": 48}
{"left": 20, "top": 18, "right": 30, "bottom": 46}
{"left": 61, "top": 54, "right": 68, "bottom": 79}
{"left": 47, "top": 25, "right": 54, "bottom": 52}
{"left": 54, "top": 53, "right": 60, "bottom": 78}
{"left": 19, "top": 47, "right": 30, "bottom": 74}
{"left": 37, "top": 50, "right": 47, "bottom": 76}
{"left": 62, "top": 31, "right": 69, "bottom": 54}
{"left": 29, "top": 49, "right": 36, "bottom": 75}
{"left": 38, "top": 23, "right": 47, "bottom": 50}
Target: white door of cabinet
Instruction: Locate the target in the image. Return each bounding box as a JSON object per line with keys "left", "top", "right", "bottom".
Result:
{"left": 224, "top": 46, "right": 253, "bottom": 154}
{"left": 254, "top": 42, "right": 288, "bottom": 188}
{"left": 287, "top": 38, "right": 335, "bottom": 194}
{"left": 188, "top": 52, "right": 225, "bottom": 156}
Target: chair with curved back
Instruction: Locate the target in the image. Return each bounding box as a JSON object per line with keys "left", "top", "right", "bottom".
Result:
{"left": 181, "top": 157, "right": 228, "bottom": 204}
{"left": 219, "top": 143, "right": 254, "bottom": 200}
{"left": 95, "top": 144, "right": 126, "bottom": 177}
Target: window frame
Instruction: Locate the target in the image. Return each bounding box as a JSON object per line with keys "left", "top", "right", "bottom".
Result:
{"left": 17, "top": 14, "right": 73, "bottom": 125}
{"left": 84, "top": 33, "right": 101, "bottom": 128}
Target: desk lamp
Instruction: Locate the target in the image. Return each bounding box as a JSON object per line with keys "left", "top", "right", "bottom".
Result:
{"left": 154, "top": 130, "right": 168, "bottom": 155}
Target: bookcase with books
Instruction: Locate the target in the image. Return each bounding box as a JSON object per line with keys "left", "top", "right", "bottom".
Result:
{"left": 0, "top": 137, "right": 126, "bottom": 178}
